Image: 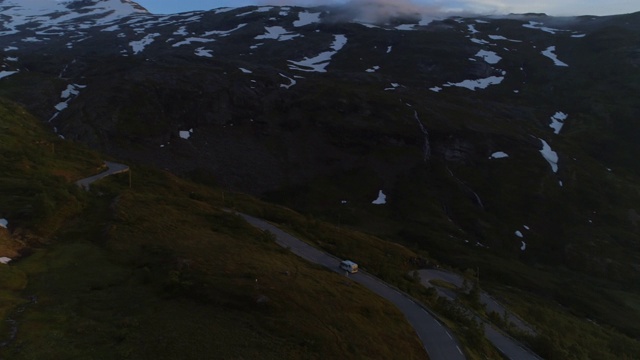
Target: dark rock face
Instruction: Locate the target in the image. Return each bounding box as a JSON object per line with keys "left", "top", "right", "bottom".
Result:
{"left": 2, "top": 2, "right": 640, "bottom": 285}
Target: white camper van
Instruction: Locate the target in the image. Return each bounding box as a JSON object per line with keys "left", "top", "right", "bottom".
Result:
{"left": 339, "top": 260, "right": 358, "bottom": 273}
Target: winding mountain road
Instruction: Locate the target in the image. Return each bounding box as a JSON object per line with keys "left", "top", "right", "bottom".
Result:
{"left": 75, "top": 161, "right": 129, "bottom": 190}
{"left": 238, "top": 213, "right": 466, "bottom": 360}
{"left": 418, "top": 269, "right": 542, "bottom": 360}
{"left": 75, "top": 163, "right": 534, "bottom": 360}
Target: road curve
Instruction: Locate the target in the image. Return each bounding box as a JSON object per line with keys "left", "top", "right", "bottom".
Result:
{"left": 419, "top": 269, "right": 535, "bottom": 333}
{"left": 418, "top": 270, "right": 542, "bottom": 360}
{"left": 75, "top": 161, "right": 129, "bottom": 190}
{"left": 238, "top": 213, "right": 466, "bottom": 360}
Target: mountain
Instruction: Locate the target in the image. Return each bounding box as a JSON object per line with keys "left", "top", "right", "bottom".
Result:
{"left": 1, "top": 0, "right": 640, "bottom": 356}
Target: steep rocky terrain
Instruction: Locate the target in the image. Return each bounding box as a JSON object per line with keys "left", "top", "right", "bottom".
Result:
{"left": 2, "top": 0, "right": 640, "bottom": 347}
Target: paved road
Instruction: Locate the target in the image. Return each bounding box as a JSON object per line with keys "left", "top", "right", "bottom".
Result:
{"left": 239, "top": 213, "right": 466, "bottom": 360}
{"left": 418, "top": 270, "right": 542, "bottom": 360}
{"left": 75, "top": 161, "right": 129, "bottom": 190}
{"left": 418, "top": 269, "right": 535, "bottom": 334}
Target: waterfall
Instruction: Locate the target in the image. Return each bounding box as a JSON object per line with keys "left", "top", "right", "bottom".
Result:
{"left": 413, "top": 110, "right": 432, "bottom": 161}
{"left": 446, "top": 166, "right": 485, "bottom": 210}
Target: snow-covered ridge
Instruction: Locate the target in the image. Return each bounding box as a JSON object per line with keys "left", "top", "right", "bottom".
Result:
{"left": 0, "top": 0, "right": 147, "bottom": 36}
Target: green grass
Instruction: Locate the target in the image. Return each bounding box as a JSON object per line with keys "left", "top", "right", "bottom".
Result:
{"left": 248, "top": 153, "right": 640, "bottom": 359}
{"left": 2, "top": 70, "right": 639, "bottom": 359}
{"left": 490, "top": 286, "right": 640, "bottom": 360}
{"left": 0, "top": 98, "right": 428, "bottom": 359}
{"left": 0, "top": 97, "right": 103, "bottom": 240}
{"left": 225, "top": 191, "right": 503, "bottom": 360}
{"left": 2, "top": 174, "right": 425, "bottom": 359}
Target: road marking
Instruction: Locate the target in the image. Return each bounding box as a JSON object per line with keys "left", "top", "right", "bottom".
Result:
{"left": 456, "top": 346, "right": 463, "bottom": 355}
{"left": 446, "top": 332, "right": 452, "bottom": 339}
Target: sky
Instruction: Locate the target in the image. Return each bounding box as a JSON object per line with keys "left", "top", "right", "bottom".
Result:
{"left": 134, "top": 0, "right": 639, "bottom": 17}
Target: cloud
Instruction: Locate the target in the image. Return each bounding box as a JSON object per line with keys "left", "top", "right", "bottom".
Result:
{"left": 259, "top": 0, "right": 473, "bottom": 23}
{"left": 257, "top": 0, "right": 637, "bottom": 17}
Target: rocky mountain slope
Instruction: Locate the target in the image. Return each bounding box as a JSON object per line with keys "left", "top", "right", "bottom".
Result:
{"left": 2, "top": 0, "right": 640, "bottom": 343}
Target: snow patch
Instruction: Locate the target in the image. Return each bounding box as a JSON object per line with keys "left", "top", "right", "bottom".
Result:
{"left": 515, "top": 231, "right": 524, "bottom": 238}
{"left": 22, "top": 37, "right": 43, "bottom": 43}
{"left": 539, "top": 138, "right": 559, "bottom": 173}
{"left": 179, "top": 129, "right": 193, "bottom": 140}
{"left": 288, "top": 34, "right": 347, "bottom": 73}
{"left": 194, "top": 48, "right": 213, "bottom": 58}
{"left": 488, "top": 34, "right": 522, "bottom": 42}
{"left": 386, "top": 46, "right": 393, "bottom": 54}
{"left": 174, "top": 26, "right": 189, "bottom": 36}
{"left": 54, "top": 102, "right": 69, "bottom": 111}
{"left": 255, "top": 26, "right": 299, "bottom": 41}
{"left": 366, "top": 65, "right": 380, "bottom": 73}
{"left": 372, "top": 190, "right": 387, "bottom": 205}
{"left": 520, "top": 241, "right": 527, "bottom": 251}
{"left": 549, "top": 111, "right": 568, "bottom": 134}
{"left": 61, "top": 84, "right": 85, "bottom": 99}
{"left": 444, "top": 76, "right": 504, "bottom": 91}
{"left": 523, "top": 21, "right": 563, "bottom": 34}
{"left": 236, "top": 6, "right": 273, "bottom": 17}
{"left": 130, "top": 33, "right": 160, "bottom": 55}
{"left": 172, "top": 37, "right": 215, "bottom": 47}
{"left": 101, "top": 24, "right": 120, "bottom": 32}
{"left": 429, "top": 86, "right": 442, "bottom": 93}
{"left": 490, "top": 152, "right": 509, "bottom": 159}
{"left": 239, "top": 67, "right": 252, "bottom": 74}
{"left": 468, "top": 24, "right": 479, "bottom": 34}
{"left": 541, "top": 46, "right": 569, "bottom": 67}
{"left": 215, "top": 8, "right": 234, "bottom": 14}
{"left": 0, "top": 71, "right": 19, "bottom": 80}
{"left": 0, "top": 219, "right": 7, "bottom": 228}
{"left": 385, "top": 83, "right": 401, "bottom": 91}
{"left": 202, "top": 24, "right": 247, "bottom": 37}
{"left": 279, "top": 73, "right": 297, "bottom": 89}
{"left": 475, "top": 50, "right": 501, "bottom": 64}
{"left": 294, "top": 11, "right": 321, "bottom": 27}
{"left": 470, "top": 38, "right": 490, "bottom": 45}
{"left": 0, "top": 257, "right": 11, "bottom": 264}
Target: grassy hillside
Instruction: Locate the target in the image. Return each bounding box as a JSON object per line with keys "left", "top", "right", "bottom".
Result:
{"left": 228, "top": 189, "right": 640, "bottom": 360}
{"left": 0, "top": 97, "right": 103, "bottom": 249}
{"left": 0, "top": 98, "right": 427, "bottom": 359}
{"left": 1, "top": 88, "right": 638, "bottom": 359}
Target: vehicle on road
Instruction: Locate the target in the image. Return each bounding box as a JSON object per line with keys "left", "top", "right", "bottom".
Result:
{"left": 339, "top": 260, "right": 358, "bottom": 273}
